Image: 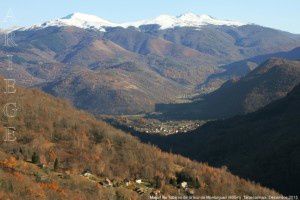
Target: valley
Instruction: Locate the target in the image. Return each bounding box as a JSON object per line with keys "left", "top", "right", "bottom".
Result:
{"left": 157, "top": 58, "right": 300, "bottom": 119}
{"left": 100, "top": 114, "right": 205, "bottom": 135}
{"left": 1, "top": 9, "right": 300, "bottom": 200}
{"left": 122, "top": 83, "right": 300, "bottom": 195}
{"left": 0, "top": 77, "right": 280, "bottom": 199}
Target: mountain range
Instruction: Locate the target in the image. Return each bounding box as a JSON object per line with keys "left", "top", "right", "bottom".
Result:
{"left": 157, "top": 57, "right": 300, "bottom": 119}
{"left": 34, "top": 12, "right": 246, "bottom": 30}
{"left": 198, "top": 47, "right": 300, "bottom": 93}
{"left": 1, "top": 13, "right": 300, "bottom": 114}
{"left": 1, "top": 11, "right": 300, "bottom": 198}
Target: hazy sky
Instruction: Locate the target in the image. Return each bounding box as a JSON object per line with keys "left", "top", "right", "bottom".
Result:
{"left": 0, "top": 0, "right": 299, "bottom": 33}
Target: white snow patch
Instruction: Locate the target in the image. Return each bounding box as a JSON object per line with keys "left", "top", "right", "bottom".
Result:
{"left": 26, "top": 12, "right": 247, "bottom": 31}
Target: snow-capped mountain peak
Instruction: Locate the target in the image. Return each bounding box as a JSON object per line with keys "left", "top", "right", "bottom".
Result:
{"left": 120, "top": 13, "right": 245, "bottom": 29}
{"left": 176, "top": 13, "right": 245, "bottom": 27}
{"left": 33, "top": 12, "right": 246, "bottom": 31}
{"left": 61, "top": 12, "right": 114, "bottom": 26}
{"left": 40, "top": 12, "right": 117, "bottom": 31}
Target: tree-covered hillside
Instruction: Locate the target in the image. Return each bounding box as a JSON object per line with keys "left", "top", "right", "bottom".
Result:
{"left": 0, "top": 77, "right": 278, "bottom": 199}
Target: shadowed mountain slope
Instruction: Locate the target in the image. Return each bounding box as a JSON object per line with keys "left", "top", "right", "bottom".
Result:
{"left": 135, "top": 84, "right": 300, "bottom": 195}
{"left": 199, "top": 47, "right": 300, "bottom": 92}
{"left": 157, "top": 58, "right": 300, "bottom": 119}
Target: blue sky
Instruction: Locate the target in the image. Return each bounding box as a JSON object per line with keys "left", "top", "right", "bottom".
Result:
{"left": 0, "top": 0, "right": 299, "bottom": 33}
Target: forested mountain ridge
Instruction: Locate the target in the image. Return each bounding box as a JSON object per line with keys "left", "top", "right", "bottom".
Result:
{"left": 135, "top": 83, "right": 300, "bottom": 195}
{"left": 156, "top": 58, "right": 300, "bottom": 119}
{"left": 198, "top": 47, "right": 300, "bottom": 92}
{"left": 0, "top": 77, "right": 279, "bottom": 199}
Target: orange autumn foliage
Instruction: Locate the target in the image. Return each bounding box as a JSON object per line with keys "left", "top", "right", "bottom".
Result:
{"left": 0, "top": 157, "right": 17, "bottom": 169}
{"left": 39, "top": 182, "right": 62, "bottom": 193}
{"left": 13, "top": 171, "right": 24, "bottom": 181}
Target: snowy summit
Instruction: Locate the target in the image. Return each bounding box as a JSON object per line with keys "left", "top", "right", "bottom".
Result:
{"left": 35, "top": 12, "right": 246, "bottom": 31}
{"left": 39, "top": 13, "right": 117, "bottom": 31}
{"left": 122, "top": 13, "right": 246, "bottom": 29}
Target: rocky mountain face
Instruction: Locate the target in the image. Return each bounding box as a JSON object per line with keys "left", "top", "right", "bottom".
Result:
{"left": 1, "top": 13, "right": 300, "bottom": 114}
{"left": 157, "top": 58, "right": 300, "bottom": 119}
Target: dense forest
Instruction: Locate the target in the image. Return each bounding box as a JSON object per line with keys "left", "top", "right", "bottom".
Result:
{"left": 0, "top": 77, "right": 279, "bottom": 199}
{"left": 132, "top": 83, "right": 300, "bottom": 195}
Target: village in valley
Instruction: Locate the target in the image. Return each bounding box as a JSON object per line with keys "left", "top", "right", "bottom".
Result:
{"left": 100, "top": 115, "right": 206, "bottom": 135}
